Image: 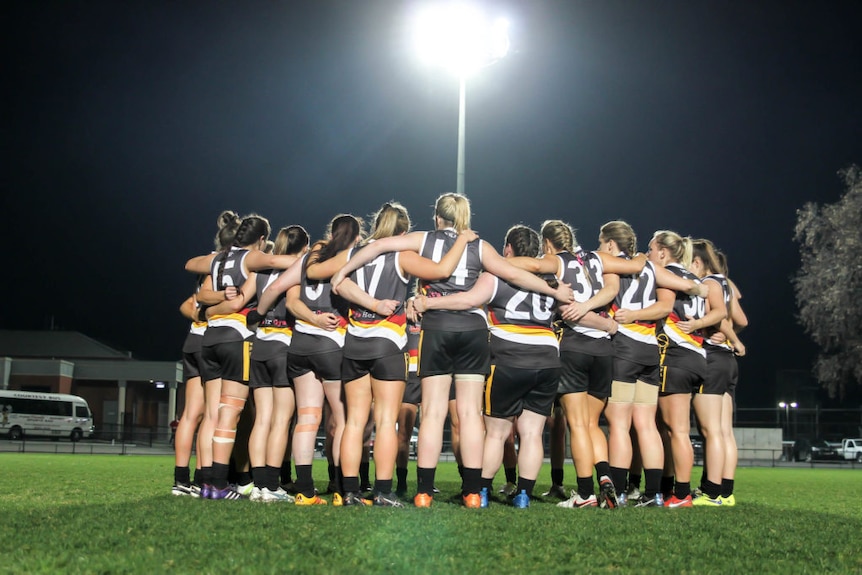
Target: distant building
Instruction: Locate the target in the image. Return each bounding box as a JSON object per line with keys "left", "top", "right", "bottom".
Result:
{"left": 0, "top": 330, "right": 181, "bottom": 437}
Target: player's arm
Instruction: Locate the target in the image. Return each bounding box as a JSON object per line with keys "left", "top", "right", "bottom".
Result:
{"left": 676, "top": 278, "right": 727, "bottom": 333}
{"left": 728, "top": 278, "right": 749, "bottom": 331}
{"left": 285, "top": 285, "right": 340, "bottom": 331}
{"left": 258, "top": 260, "right": 303, "bottom": 315}
{"left": 329, "top": 232, "right": 427, "bottom": 287}
{"left": 480, "top": 241, "right": 573, "bottom": 303}
{"left": 413, "top": 272, "right": 496, "bottom": 312}
{"left": 244, "top": 250, "right": 301, "bottom": 272}
{"left": 655, "top": 265, "right": 709, "bottom": 297}
{"left": 206, "top": 273, "right": 257, "bottom": 318}
{"left": 614, "top": 287, "right": 674, "bottom": 323}
{"left": 594, "top": 252, "right": 647, "bottom": 275}
{"left": 506, "top": 255, "right": 559, "bottom": 275}
{"left": 185, "top": 252, "right": 216, "bottom": 275}
{"left": 397, "top": 230, "right": 479, "bottom": 280}
{"left": 179, "top": 295, "right": 198, "bottom": 322}
{"left": 559, "top": 273, "right": 620, "bottom": 322}
{"left": 332, "top": 277, "right": 400, "bottom": 317}
{"left": 306, "top": 248, "right": 351, "bottom": 281}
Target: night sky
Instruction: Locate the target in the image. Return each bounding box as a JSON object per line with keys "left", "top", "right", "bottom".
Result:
{"left": 5, "top": 1, "right": 861, "bottom": 408}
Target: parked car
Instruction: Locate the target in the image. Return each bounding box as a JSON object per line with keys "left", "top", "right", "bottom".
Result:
{"left": 409, "top": 426, "right": 419, "bottom": 456}
{"left": 837, "top": 438, "right": 862, "bottom": 463}
{"left": 791, "top": 438, "right": 840, "bottom": 462}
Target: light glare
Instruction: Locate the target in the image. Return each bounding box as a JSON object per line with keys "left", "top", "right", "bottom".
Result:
{"left": 414, "top": 3, "right": 510, "bottom": 76}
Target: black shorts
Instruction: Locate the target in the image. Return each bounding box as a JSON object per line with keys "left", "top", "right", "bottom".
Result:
{"left": 418, "top": 329, "right": 490, "bottom": 378}
{"left": 613, "top": 357, "right": 659, "bottom": 386}
{"left": 484, "top": 365, "right": 559, "bottom": 419}
{"left": 705, "top": 349, "right": 737, "bottom": 396}
{"left": 558, "top": 351, "right": 612, "bottom": 399}
{"left": 201, "top": 340, "right": 252, "bottom": 383}
{"left": 288, "top": 350, "right": 342, "bottom": 381}
{"left": 342, "top": 353, "right": 409, "bottom": 383}
{"left": 659, "top": 364, "right": 703, "bottom": 396}
{"left": 183, "top": 350, "right": 203, "bottom": 381}
{"left": 403, "top": 374, "right": 421, "bottom": 405}
{"left": 250, "top": 354, "right": 291, "bottom": 389}
{"left": 726, "top": 355, "right": 739, "bottom": 397}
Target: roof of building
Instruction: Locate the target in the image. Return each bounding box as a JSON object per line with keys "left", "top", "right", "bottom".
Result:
{"left": 0, "top": 330, "right": 133, "bottom": 361}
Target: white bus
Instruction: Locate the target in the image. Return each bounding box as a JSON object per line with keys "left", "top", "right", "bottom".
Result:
{"left": 0, "top": 391, "right": 94, "bottom": 442}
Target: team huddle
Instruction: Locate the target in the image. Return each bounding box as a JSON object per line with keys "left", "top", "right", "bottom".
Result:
{"left": 172, "top": 193, "right": 748, "bottom": 509}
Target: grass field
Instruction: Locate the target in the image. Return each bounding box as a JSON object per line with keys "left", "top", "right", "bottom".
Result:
{"left": 1, "top": 454, "right": 860, "bottom": 574}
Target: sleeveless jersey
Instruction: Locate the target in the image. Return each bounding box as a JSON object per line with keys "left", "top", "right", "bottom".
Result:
{"left": 290, "top": 253, "right": 349, "bottom": 355}
{"left": 181, "top": 275, "right": 207, "bottom": 354}
{"left": 252, "top": 269, "right": 295, "bottom": 361}
{"left": 557, "top": 248, "right": 613, "bottom": 356}
{"left": 418, "top": 229, "right": 486, "bottom": 332}
{"left": 703, "top": 273, "right": 734, "bottom": 354}
{"left": 658, "top": 263, "right": 707, "bottom": 377}
{"left": 343, "top": 246, "right": 409, "bottom": 360}
{"left": 205, "top": 247, "right": 254, "bottom": 343}
{"left": 611, "top": 258, "right": 660, "bottom": 365}
{"left": 486, "top": 276, "right": 559, "bottom": 369}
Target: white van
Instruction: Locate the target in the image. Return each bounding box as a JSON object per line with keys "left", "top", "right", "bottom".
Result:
{"left": 0, "top": 390, "right": 94, "bottom": 442}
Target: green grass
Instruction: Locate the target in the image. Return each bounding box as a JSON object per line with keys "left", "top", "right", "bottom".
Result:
{"left": 1, "top": 455, "right": 860, "bottom": 574}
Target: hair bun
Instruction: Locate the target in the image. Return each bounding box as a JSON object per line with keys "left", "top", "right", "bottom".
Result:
{"left": 217, "top": 210, "right": 240, "bottom": 229}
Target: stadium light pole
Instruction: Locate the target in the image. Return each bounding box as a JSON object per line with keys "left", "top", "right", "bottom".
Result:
{"left": 778, "top": 401, "right": 798, "bottom": 438}
{"left": 413, "top": 3, "right": 510, "bottom": 196}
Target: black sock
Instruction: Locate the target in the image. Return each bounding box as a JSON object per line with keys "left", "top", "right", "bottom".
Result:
{"left": 457, "top": 464, "right": 465, "bottom": 479}
{"left": 174, "top": 466, "right": 190, "bottom": 485}
{"left": 374, "top": 478, "right": 392, "bottom": 495}
{"left": 661, "top": 475, "right": 675, "bottom": 499}
{"left": 417, "top": 467, "right": 436, "bottom": 495}
{"left": 200, "top": 467, "right": 213, "bottom": 486}
{"left": 396, "top": 467, "right": 408, "bottom": 491}
{"left": 721, "top": 478, "right": 734, "bottom": 498}
{"left": 251, "top": 466, "right": 267, "bottom": 487}
{"left": 504, "top": 466, "right": 517, "bottom": 484}
{"left": 265, "top": 465, "right": 281, "bottom": 490}
{"left": 295, "top": 464, "right": 315, "bottom": 497}
{"left": 461, "top": 467, "right": 481, "bottom": 495}
{"left": 237, "top": 470, "right": 252, "bottom": 486}
{"left": 359, "top": 462, "right": 370, "bottom": 486}
{"left": 627, "top": 472, "right": 642, "bottom": 490}
{"left": 577, "top": 476, "right": 594, "bottom": 498}
{"left": 343, "top": 476, "right": 360, "bottom": 494}
{"left": 517, "top": 477, "right": 536, "bottom": 498}
{"left": 610, "top": 466, "right": 628, "bottom": 493}
{"left": 644, "top": 469, "right": 662, "bottom": 498}
{"left": 674, "top": 481, "right": 691, "bottom": 499}
{"left": 481, "top": 476, "right": 494, "bottom": 491}
{"left": 335, "top": 466, "right": 343, "bottom": 493}
{"left": 595, "top": 461, "right": 611, "bottom": 480}
{"left": 551, "top": 467, "right": 564, "bottom": 486}
{"left": 211, "top": 462, "right": 230, "bottom": 489}
{"left": 328, "top": 463, "right": 336, "bottom": 482}
{"left": 702, "top": 479, "right": 721, "bottom": 499}
{"left": 193, "top": 468, "right": 202, "bottom": 486}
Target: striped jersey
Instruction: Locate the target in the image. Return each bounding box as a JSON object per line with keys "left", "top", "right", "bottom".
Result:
{"left": 418, "top": 229, "right": 486, "bottom": 332}
{"left": 343, "top": 245, "right": 409, "bottom": 360}
{"left": 611, "top": 258, "right": 660, "bottom": 365}
{"left": 205, "top": 247, "right": 254, "bottom": 343}
{"left": 290, "top": 253, "right": 349, "bottom": 355}
{"left": 557, "top": 248, "right": 613, "bottom": 356}
{"left": 252, "top": 269, "right": 295, "bottom": 360}
{"left": 703, "top": 273, "right": 733, "bottom": 354}
{"left": 486, "top": 275, "right": 559, "bottom": 369}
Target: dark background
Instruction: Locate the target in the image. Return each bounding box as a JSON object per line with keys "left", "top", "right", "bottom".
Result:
{"left": 5, "top": 1, "right": 862, "bottom": 408}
